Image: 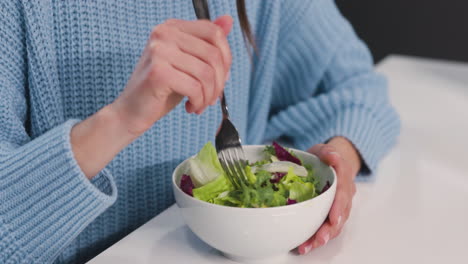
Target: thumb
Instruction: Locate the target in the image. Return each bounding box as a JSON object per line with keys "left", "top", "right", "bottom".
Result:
{"left": 308, "top": 144, "right": 341, "bottom": 168}
{"left": 213, "top": 15, "right": 233, "bottom": 36}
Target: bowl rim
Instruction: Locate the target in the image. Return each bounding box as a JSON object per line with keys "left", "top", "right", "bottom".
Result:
{"left": 172, "top": 145, "right": 337, "bottom": 211}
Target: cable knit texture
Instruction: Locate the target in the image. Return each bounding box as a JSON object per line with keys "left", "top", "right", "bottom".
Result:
{"left": 0, "top": 0, "right": 400, "bottom": 263}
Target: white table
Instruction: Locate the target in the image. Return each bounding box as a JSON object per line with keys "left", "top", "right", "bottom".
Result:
{"left": 88, "top": 55, "right": 468, "bottom": 264}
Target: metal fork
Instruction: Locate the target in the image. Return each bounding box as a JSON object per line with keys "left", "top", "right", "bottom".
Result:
{"left": 192, "top": 0, "right": 249, "bottom": 188}
{"left": 215, "top": 96, "right": 249, "bottom": 188}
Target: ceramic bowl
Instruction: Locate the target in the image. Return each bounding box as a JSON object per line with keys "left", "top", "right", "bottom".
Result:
{"left": 173, "top": 145, "right": 337, "bottom": 263}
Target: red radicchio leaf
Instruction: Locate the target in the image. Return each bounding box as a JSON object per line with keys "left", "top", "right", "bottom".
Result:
{"left": 321, "top": 181, "right": 331, "bottom": 194}
{"left": 270, "top": 172, "right": 287, "bottom": 183}
{"left": 180, "top": 174, "right": 195, "bottom": 197}
{"left": 287, "top": 199, "right": 297, "bottom": 205}
{"left": 272, "top": 142, "right": 301, "bottom": 165}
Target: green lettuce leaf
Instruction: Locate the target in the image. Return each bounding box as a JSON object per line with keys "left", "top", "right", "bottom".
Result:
{"left": 245, "top": 166, "right": 257, "bottom": 185}
{"left": 190, "top": 143, "right": 319, "bottom": 208}
{"left": 280, "top": 168, "right": 305, "bottom": 188}
{"left": 193, "top": 175, "right": 234, "bottom": 202}
{"left": 289, "top": 182, "right": 317, "bottom": 202}
{"left": 189, "top": 142, "right": 224, "bottom": 187}
{"left": 279, "top": 167, "right": 318, "bottom": 202}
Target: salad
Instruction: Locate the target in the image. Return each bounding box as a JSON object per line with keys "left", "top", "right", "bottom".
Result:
{"left": 180, "top": 142, "right": 330, "bottom": 208}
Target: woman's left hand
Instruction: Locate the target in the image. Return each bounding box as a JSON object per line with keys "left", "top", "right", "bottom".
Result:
{"left": 298, "top": 137, "right": 361, "bottom": 255}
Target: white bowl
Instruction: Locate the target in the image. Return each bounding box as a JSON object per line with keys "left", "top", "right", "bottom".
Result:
{"left": 172, "top": 145, "right": 337, "bottom": 263}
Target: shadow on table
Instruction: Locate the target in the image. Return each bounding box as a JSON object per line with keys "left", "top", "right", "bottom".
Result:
{"left": 290, "top": 228, "right": 347, "bottom": 264}
{"left": 148, "top": 225, "right": 234, "bottom": 262}
{"left": 150, "top": 223, "right": 347, "bottom": 263}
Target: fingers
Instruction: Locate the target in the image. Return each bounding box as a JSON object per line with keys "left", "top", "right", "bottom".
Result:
{"left": 299, "top": 143, "right": 357, "bottom": 255}
{"left": 329, "top": 157, "right": 354, "bottom": 226}
{"left": 298, "top": 200, "right": 352, "bottom": 255}
{"left": 328, "top": 182, "right": 351, "bottom": 226}
{"left": 299, "top": 204, "right": 350, "bottom": 255}
{"left": 298, "top": 190, "right": 350, "bottom": 255}
{"left": 166, "top": 18, "right": 232, "bottom": 78}
{"left": 308, "top": 144, "right": 343, "bottom": 184}
{"left": 298, "top": 221, "right": 332, "bottom": 255}
{"left": 308, "top": 143, "right": 325, "bottom": 155}
{"left": 168, "top": 29, "right": 225, "bottom": 105}
{"left": 159, "top": 42, "right": 216, "bottom": 113}
{"left": 146, "top": 41, "right": 210, "bottom": 113}
{"left": 149, "top": 17, "right": 232, "bottom": 113}
{"left": 309, "top": 144, "right": 340, "bottom": 166}
{"left": 148, "top": 61, "right": 204, "bottom": 112}
{"left": 213, "top": 15, "right": 234, "bottom": 36}
{"left": 329, "top": 200, "right": 352, "bottom": 240}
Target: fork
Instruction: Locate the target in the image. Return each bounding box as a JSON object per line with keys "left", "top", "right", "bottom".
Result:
{"left": 192, "top": 0, "right": 249, "bottom": 188}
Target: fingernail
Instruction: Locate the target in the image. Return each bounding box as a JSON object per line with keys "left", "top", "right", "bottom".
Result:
{"left": 328, "top": 152, "right": 340, "bottom": 157}
{"left": 322, "top": 233, "right": 330, "bottom": 245}
{"left": 337, "top": 215, "right": 342, "bottom": 226}
{"left": 304, "top": 244, "right": 312, "bottom": 254}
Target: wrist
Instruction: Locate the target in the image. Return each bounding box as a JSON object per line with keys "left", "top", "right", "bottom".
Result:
{"left": 71, "top": 105, "right": 139, "bottom": 179}
{"left": 107, "top": 100, "right": 152, "bottom": 139}
{"left": 99, "top": 104, "right": 141, "bottom": 143}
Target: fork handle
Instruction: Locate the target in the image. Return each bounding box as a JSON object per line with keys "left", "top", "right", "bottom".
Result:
{"left": 192, "top": 0, "right": 230, "bottom": 120}
{"left": 192, "top": 0, "right": 211, "bottom": 20}
{"left": 220, "top": 92, "right": 230, "bottom": 119}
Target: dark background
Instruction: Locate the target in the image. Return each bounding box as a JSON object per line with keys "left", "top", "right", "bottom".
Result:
{"left": 336, "top": 0, "right": 468, "bottom": 63}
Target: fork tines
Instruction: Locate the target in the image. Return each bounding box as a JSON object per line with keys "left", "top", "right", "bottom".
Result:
{"left": 218, "top": 147, "right": 249, "bottom": 189}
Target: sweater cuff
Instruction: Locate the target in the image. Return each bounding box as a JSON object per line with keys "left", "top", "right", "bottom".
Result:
{"left": 293, "top": 107, "right": 398, "bottom": 177}
{"left": 0, "top": 119, "right": 117, "bottom": 262}
{"left": 90, "top": 168, "right": 115, "bottom": 196}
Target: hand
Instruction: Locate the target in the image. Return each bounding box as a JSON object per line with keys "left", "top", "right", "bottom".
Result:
{"left": 71, "top": 16, "right": 233, "bottom": 179}
{"left": 298, "top": 137, "right": 361, "bottom": 254}
{"left": 111, "top": 15, "right": 233, "bottom": 137}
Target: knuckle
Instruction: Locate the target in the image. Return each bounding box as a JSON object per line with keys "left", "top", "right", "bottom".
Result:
{"left": 191, "top": 96, "right": 203, "bottom": 108}
{"left": 199, "top": 64, "right": 214, "bottom": 84}
{"left": 150, "top": 43, "right": 166, "bottom": 58}
{"left": 204, "top": 23, "right": 223, "bottom": 43}
{"left": 147, "top": 41, "right": 160, "bottom": 55}
{"left": 208, "top": 49, "right": 222, "bottom": 64}
{"left": 309, "top": 144, "right": 325, "bottom": 154}
{"left": 152, "top": 24, "right": 171, "bottom": 40}
{"left": 213, "top": 26, "right": 224, "bottom": 41}
{"left": 149, "top": 63, "right": 169, "bottom": 82}
{"left": 321, "top": 145, "right": 336, "bottom": 155}
{"left": 188, "top": 79, "right": 202, "bottom": 93}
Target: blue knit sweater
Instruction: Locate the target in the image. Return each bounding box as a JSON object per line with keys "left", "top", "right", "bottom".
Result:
{"left": 0, "top": 0, "right": 400, "bottom": 263}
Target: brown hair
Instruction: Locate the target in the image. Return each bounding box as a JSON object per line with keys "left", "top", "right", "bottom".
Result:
{"left": 236, "top": 0, "right": 256, "bottom": 52}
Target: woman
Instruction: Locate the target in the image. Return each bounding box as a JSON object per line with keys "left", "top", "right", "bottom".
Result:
{"left": 0, "top": 0, "right": 399, "bottom": 263}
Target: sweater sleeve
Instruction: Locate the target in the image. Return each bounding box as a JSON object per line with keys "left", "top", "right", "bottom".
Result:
{"left": 0, "top": 2, "right": 117, "bottom": 263}
{"left": 265, "top": 0, "right": 400, "bottom": 175}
